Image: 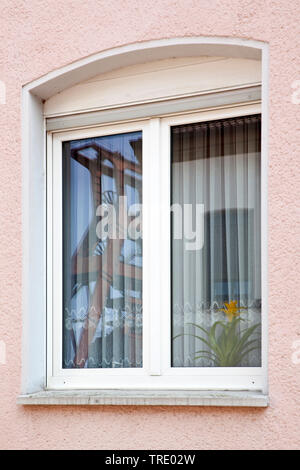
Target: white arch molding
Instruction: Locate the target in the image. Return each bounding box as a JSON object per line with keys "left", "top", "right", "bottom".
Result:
{"left": 21, "top": 37, "right": 269, "bottom": 398}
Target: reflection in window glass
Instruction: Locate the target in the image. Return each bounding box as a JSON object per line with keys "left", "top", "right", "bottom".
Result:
{"left": 171, "top": 115, "right": 261, "bottom": 367}
{"left": 63, "top": 132, "right": 142, "bottom": 368}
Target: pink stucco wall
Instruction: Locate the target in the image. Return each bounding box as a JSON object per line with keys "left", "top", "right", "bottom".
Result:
{"left": 0, "top": 0, "right": 299, "bottom": 450}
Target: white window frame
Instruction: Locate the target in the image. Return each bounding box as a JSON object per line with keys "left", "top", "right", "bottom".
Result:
{"left": 47, "top": 101, "right": 266, "bottom": 392}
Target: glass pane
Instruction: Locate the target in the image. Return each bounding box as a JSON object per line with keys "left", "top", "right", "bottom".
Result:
{"left": 171, "top": 115, "right": 261, "bottom": 367}
{"left": 63, "top": 131, "right": 143, "bottom": 368}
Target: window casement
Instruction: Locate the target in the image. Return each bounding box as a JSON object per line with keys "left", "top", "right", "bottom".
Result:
{"left": 47, "top": 101, "right": 266, "bottom": 392}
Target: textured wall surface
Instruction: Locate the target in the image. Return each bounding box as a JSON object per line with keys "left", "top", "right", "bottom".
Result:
{"left": 0, "top": 0, "right": 299, "bottom": 450}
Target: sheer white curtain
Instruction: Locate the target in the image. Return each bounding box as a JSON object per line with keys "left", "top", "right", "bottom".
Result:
{"left": 171, "top": 115, "right": 261, "bottom": 367}
{"left": 63, "top": 132, "right": 143, "bottom": 369}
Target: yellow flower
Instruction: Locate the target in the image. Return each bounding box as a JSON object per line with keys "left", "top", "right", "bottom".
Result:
{"left": 220, "top": 300, "right": 242, "bottom": 322}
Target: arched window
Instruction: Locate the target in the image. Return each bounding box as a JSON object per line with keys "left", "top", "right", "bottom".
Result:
{"left": 20, "top": 39, "right": 268, "bottom": 406}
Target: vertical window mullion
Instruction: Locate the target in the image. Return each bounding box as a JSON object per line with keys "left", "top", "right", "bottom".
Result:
{"left": 160, "top": 121, "right": 171, "bottom": 373}
{"left": 145, "top": 118, "right": 162, "bottom": 375}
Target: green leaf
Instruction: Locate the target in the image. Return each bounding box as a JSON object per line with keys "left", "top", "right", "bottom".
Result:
{"left": 194, "top": 349, "right": 218, "bottom": 361}
{"left": 227, "top": 323, "right": 260, "bottom": 364}
{"left": 194, "top": 355, "right": 218, "bottom": 366}
{"left": 233, "top": 346, "right": 260, "bottom": 366}
{"left": 186, "top": 322, "right": 210, "bottom": 336}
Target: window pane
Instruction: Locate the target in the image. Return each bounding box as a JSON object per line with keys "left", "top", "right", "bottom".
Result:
{"left": 63, "top": 131, "right": 143, "bottom": 368}
{"left": 171, "top": 115, "right": 261, "bottom": 367}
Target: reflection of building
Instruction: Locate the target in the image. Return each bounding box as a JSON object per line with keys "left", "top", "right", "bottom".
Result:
{"left": 65, "top": 138, "right": 142, "bottom": 368}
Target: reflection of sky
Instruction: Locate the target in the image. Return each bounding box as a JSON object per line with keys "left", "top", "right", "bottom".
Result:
{"left": 70, "top": 160, "right": 94, "bottom": 254}
{"left": 121, "top": 239, "right": 142, "bottom": 268}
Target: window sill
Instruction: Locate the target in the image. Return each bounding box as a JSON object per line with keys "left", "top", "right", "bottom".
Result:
{"left": 17, "top": 390, "right": 269, "bottom": 407}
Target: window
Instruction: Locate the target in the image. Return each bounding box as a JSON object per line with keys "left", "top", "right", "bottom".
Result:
{"left": 62, "top": 131, "right": 143, "bottom": 369}
{"left": 47, "top": 103, "right": 265, "bottom": 391}
{"left": 171, "top": 115, "right": 261, "bottom": 368}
